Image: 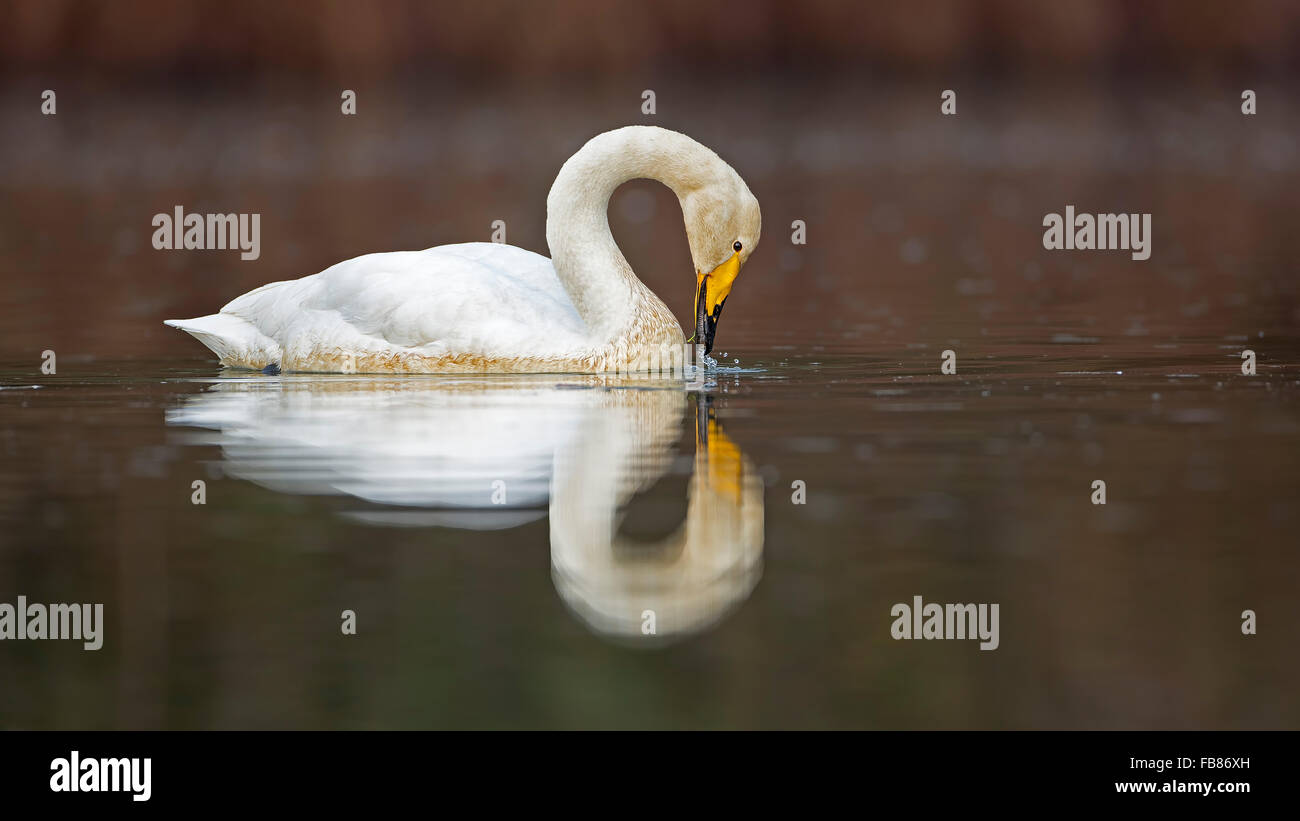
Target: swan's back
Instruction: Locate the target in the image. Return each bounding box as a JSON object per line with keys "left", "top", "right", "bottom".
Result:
{"left": 168, "top": 243, "right": 596, "bottom": 372}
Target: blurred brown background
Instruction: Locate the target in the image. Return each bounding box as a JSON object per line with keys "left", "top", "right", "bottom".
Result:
{"left": 4, "top": 0, "right": 1299, "bottom": 78}
{"left": 2, "top": 0, "right": 1298, "bottom": 361}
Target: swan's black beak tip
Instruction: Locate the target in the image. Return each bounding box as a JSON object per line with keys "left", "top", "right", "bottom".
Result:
{"left": 695, "top": 277, "right": 725, "bottom": 356}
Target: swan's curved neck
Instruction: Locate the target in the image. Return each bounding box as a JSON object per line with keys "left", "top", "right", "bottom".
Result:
{"left": 545, "top": 127, "right": 722, "bottom": 342}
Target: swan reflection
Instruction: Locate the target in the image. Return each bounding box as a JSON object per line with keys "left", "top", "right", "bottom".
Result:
{"left": 167, "top": 375, "right": 763, "bottom": 641}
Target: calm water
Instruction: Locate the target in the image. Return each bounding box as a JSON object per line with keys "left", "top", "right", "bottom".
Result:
{"left": 2, "top": 339, "right": 1296, "bottom": 729}
{"left": 1, "top": 80, "right": 1298, "bottom": 728}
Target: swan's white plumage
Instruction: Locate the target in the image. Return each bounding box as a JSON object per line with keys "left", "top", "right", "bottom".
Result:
{"left": 166, "top": 126, "right": 761, "bottom": 373}
{"left": 168, "top": 243, "right": 593, "bottom": 372}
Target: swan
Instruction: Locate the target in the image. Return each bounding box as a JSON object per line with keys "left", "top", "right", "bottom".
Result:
{"left": 164, "top": 126, "right": 761, "bottom": 373}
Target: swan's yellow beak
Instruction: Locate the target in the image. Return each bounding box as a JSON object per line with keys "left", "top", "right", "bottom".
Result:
{"left": 694, "top": 251, "right": 741, "bottom": 355}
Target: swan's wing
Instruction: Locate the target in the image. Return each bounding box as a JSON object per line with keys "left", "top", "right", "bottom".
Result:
{"left": 219, "top": 242, "right": 591, "bottom": 361}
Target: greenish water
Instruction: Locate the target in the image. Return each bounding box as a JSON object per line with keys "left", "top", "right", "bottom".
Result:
{"left": 1, "top": 335, "right": 1296, "bottom": 728}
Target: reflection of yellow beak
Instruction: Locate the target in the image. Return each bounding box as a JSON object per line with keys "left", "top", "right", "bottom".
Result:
{"left": 694, "top": 251, "right": 741, "bottom": 354}
{"left": 695, "top": 405, "right": 745, "bottom": 505}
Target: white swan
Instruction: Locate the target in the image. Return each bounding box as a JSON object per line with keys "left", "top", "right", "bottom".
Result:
{"left": 165, "top": 126, "right": 761, "bottom": 373}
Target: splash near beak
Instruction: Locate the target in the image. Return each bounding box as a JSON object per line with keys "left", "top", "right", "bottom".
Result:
{"left": 694, "top": 251, "right": 741, "bottom": 355}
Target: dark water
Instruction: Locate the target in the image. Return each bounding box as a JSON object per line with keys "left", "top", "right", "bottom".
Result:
{"left": 1, "top": 341, "right": 1296, "bottom": 729}
{"left": 1, "top": 80, "right": 1298, "bottom": 728}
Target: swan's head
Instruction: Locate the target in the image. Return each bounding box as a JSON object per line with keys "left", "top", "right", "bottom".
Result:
{"left": 682, "top": 169, "right": 761, "bottom": 355}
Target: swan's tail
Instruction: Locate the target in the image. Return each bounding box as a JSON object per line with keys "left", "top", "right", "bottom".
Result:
{"left": 164, "top": 313, "right": 273, "bottom": 367}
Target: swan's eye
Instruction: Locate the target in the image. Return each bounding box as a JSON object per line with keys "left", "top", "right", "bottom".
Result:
{"left": 733, "top": 240, "right": 743, "bottom": 252}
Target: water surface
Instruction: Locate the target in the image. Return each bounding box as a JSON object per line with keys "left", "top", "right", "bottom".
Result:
{"left": 2, "top": 335, "right": 1296, "bottom": 729}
